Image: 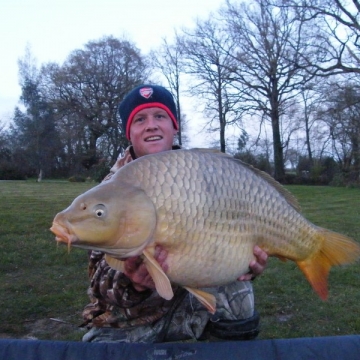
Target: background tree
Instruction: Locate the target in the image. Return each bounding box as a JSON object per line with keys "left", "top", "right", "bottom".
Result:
{"left": 0, "top": 122, "right": 7, "bottom": 150}
{"left": 4, "top": 6, "right": 360, "bottom": 185}
{"left": 0, "top": 122, "right": 21, "bottom": 179}
{"left": 178, "top": 17, "right": 241, "bottom": 153}
{"left": 41, "top": 36, "right": 149, "bottom": 172}
{"left": 299, "top": 84, "right": 320, "bottom": 165}
{"left": 287, "top": 0, "right": 360, "bottom": 74}
{"left": 316, "top": 81, "right": 360, "bottom": 182}
{"left": 9, "top": 78, "right": 62, "bottom": 178}
{"left": 149, "top": 36, "right": 188, "bottom": 146}
{"left": 222, "top": 0, "right": 319, "bottom": 181}
{"left": 2, "top": 48, "right": 63, "bottom": 179}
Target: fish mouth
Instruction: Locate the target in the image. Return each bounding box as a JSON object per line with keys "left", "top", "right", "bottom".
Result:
{"left": 50, "top": 221, "right": 78, "bottom": 246}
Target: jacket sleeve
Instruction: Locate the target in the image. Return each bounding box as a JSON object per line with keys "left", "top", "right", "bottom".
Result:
{"left": 87, "top": 251, "right": 152, "bottom": 308}
{"left": 82, "top": 250, "right": 177, "bottom": 328}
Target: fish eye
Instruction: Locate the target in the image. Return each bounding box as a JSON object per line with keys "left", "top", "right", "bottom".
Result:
{"left": 95, "top": 209, "right": 104, "bottom": 217}
{"left": 94, "top": 204, "right": 106, "bottom": 218}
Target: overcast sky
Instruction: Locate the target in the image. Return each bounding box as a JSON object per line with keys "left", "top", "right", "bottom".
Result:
{"left": 0, "top": 0, "right": 224, "bottom": 126}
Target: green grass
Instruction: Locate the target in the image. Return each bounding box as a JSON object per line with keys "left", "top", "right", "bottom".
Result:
{"left": 0, "top": 180, "right": 94, "bottom": 340}
{"left": 0, "top": 181, "right": 359, "bottom": 341}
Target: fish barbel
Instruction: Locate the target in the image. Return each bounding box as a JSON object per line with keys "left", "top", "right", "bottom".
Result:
{"left": 50, "top": 149, "right": 360, "bottom": 313}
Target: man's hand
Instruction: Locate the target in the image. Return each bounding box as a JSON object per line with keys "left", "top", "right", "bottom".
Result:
{"left": 123, "top": 245, "right": 168, "bottom": 292}
{"left": 238, "top": 245, "right": 268, "bottom": 281}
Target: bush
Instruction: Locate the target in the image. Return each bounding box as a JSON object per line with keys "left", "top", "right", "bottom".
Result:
{"left": 0, "top": 162, "right": 27, "bottom": 180}
{"left": 284, "top": 172, "right": 297, "bottom": 184}
{"left": 234, "top": 151, "right": 273, "bottom": 175}
{"left": 329, "top": 173, "right": 346, "bottom": 187}
{"left": 91, "top": 158, "right": 111, "bottom": 183}
{"left": 346, "top": 182, "right": 360, "bottom": 189}
{"left": 68, "top": 175, "right": 86, "bottom": 182}
{"left": 296, "top": 156, "right": 340, "bottom": 185}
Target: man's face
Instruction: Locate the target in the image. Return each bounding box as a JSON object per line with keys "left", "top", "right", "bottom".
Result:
{"left": 129, "top": 107, "right": 178, "bottom": 157}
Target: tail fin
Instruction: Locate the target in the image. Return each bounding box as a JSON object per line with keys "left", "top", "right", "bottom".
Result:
{"left": 297, "top": 228, "right": 360, "bottom": 300}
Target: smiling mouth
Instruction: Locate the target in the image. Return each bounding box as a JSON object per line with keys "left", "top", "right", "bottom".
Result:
{"left": 145, "top": 136, "right": 162, "bottom": 142}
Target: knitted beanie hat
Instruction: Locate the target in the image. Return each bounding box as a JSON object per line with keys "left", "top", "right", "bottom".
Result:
{"left": 119, "top": 84, "right": 179, "bottom": 139}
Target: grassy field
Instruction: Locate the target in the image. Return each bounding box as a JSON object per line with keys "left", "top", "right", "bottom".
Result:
{"left": 0, "top": 181, "right": 359, "bottom": 341}
{"left": 0, "top": 180, "right": 94, "bottom": 341}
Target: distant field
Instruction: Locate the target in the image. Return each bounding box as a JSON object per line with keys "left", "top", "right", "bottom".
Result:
{"left": 0, "top": 181, "right": 359, "bottom": 341}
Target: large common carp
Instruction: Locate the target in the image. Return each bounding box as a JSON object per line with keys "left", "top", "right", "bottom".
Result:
{"left": 50, "top": 149, "right": 360, "bottom": 313}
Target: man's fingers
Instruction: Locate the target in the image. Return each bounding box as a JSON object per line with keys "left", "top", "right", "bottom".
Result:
{"left": 253, "top": 245, "right": 268, "bottom": 266}
{"left": 121, "top": 246, "right": 169, "bottom": 291}
{"left": 238, "top": 246, "right": 268, "bottom": 281}
{"left": 155, "top": 245, "right": 168, "bottom": 271}
{"left": 123, "top": 256, "right": 143, "bottom": 273}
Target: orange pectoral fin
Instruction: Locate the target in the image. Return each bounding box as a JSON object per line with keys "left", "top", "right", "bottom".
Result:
{"left": 143, "top": 249, "right": 174, "bottom": 301}
{"left": 183, "top": 286, "right": 217, "bottom": 314}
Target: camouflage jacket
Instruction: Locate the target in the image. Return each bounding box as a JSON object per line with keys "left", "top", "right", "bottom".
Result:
{"left": 82, "top": 145, "right": 182, "bottom": 329}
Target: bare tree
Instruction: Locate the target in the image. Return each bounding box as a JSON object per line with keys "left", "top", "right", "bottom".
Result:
{"left": 149, "top": 36, "right": 187, "bottom": 146}
{"left": 286, "top": 0, "right": 360, "bottom": 74}
{"left": 297, "top": 81, "right": 331, "bottom": 164}
{"left": 41, "top": 36, "right": 149, "bottom": 170}
{"left": 178, "top": 18, "right": 241, "bottom": 153}
{"left": 222, "top": 0, "right": 317, "bottom": 181}
{"left": 317, "top": 81, "right": 360, "bottom": 181}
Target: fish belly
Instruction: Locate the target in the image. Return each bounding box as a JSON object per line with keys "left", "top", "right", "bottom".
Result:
{"left": 163, "top": 235, "right": 255, "bottom": 287}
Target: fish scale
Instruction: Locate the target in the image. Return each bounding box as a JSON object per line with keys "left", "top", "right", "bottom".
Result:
{"left": 50, "top": 149, "right": 360, "bottom": 313}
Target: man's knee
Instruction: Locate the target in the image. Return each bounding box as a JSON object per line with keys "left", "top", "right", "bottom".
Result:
{"left": 204, "top": 310, "right": 260, "bottom": 341}
{"left": 210, "top": 281, "right": 255, "bottom": 321}
{"left": 203, "top": 281, "right": 259, "bottom": 341}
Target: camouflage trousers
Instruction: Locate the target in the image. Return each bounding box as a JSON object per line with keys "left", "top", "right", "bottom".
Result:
{"left": 82, "top": 281, "right": 259, "bottom": 343}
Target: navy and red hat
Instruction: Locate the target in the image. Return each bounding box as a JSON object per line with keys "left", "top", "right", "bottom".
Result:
{"left": 119, "top": 84, "right": 179, "bottom": 140}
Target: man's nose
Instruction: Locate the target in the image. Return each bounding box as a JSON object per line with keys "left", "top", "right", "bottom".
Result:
{"left": 145, "top": 117, "right": 158, "bottom": 130}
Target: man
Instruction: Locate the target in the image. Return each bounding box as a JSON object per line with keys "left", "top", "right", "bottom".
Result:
{"left": 82, "top": 84, "right": 268, "bottom": 343}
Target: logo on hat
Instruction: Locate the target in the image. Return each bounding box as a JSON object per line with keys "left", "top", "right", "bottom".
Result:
{"left": 139, "top": 87, "right": 153, "bottom": 99}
